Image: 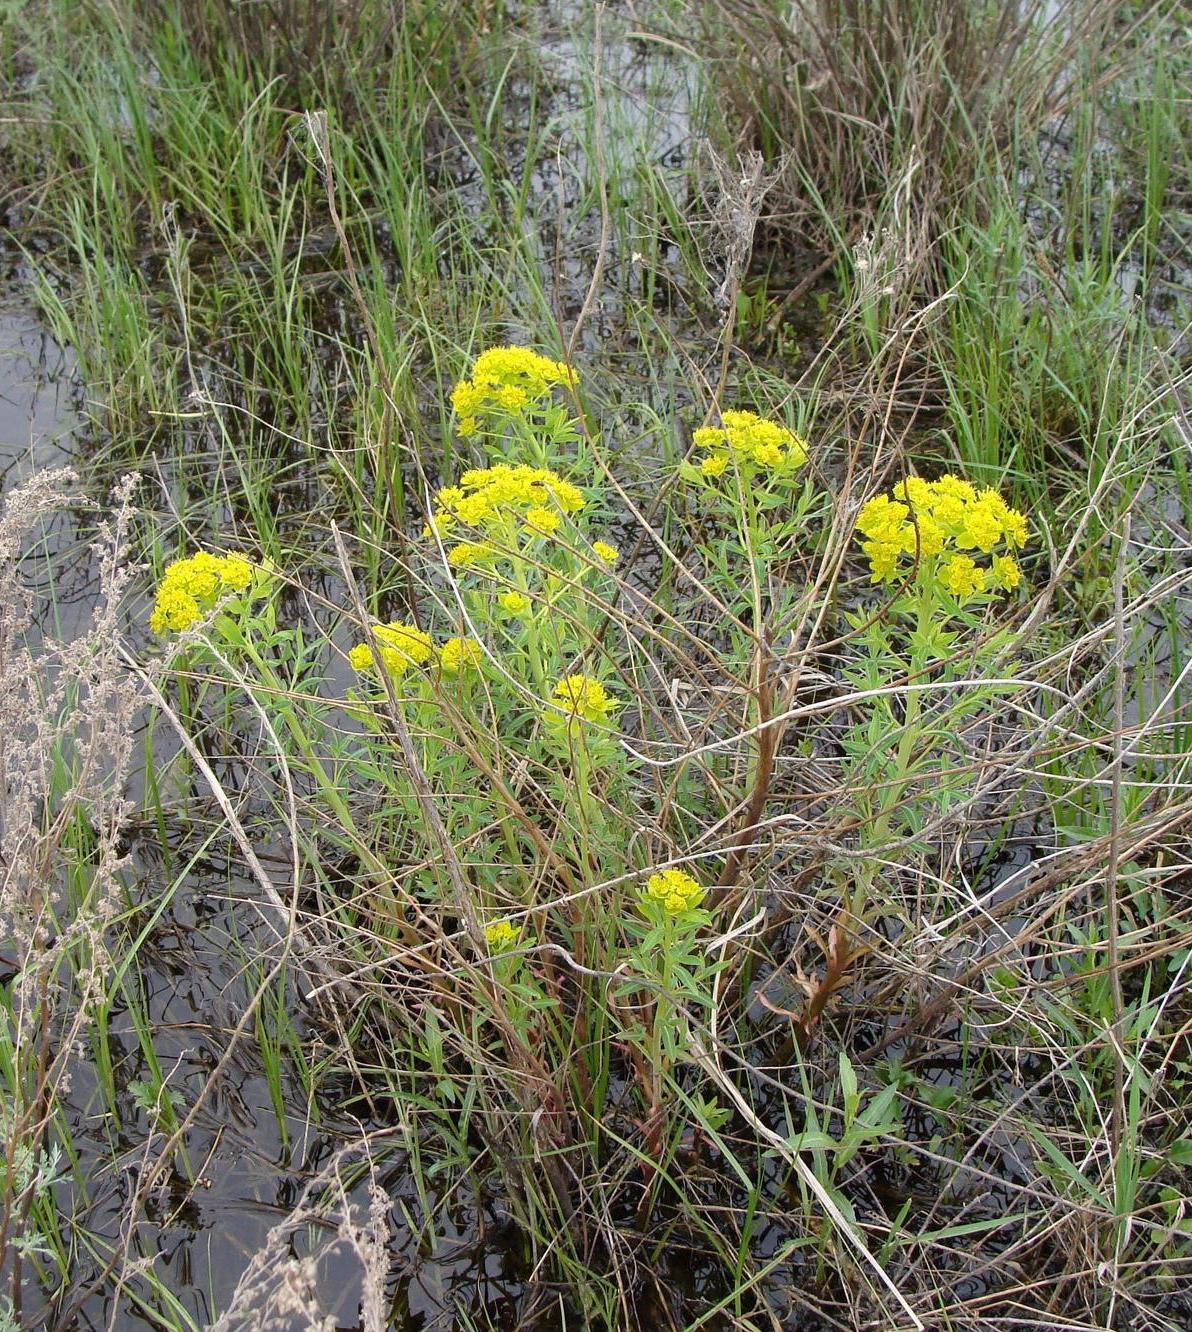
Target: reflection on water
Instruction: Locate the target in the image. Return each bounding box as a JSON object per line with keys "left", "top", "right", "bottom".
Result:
{"left": 0, "top": 307, "right": 78, "bottom": 475}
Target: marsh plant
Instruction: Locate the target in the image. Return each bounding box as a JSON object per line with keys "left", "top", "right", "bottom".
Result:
{"left": 4, "top": 0, "right": 1190, "bottom": 1322}
{"left": 0, "top": 472, "right": 145, "bottom": 1330}
{"left": 135, "top": 341, "right": 1130, "bottom": 1328}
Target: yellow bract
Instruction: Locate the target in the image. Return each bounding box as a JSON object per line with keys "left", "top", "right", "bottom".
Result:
{"left": 439, "top": 636, "right": 482, "bottom": 675}
{"left": 592, "top": 540, "right": 619, "bottom": 566}
{"left": 447, "top": 541, "right": 492, "bottom": 568}
{"left": 940, "top": 555, "right": 986, "bottom": 600}
{"left": 347, "top": 621, "right": 434, "bottom": 678}
{"left": 692, "top": 409, "right": 808, "bottom": 478}
{"left": 524, "top": 505, "right": 560, "bottom": 535}
{"left": 484, "top": 919, "right": 520, "bottom": 951}
{"left": 498, "top": 589, "right": 531, "bottom": 615}
{"left": 643, "top": 869, "right": 705, "bottom": 916}
{"left": 149, "top": 550, "right": 259, "bottom": 635}
{"left": 548, "top": 674, "right": 618, "bottom": 726}
{"left": 856, "top": 473, "right": 1031, "bottom": 598}
{"left": 990, "top": 554, "right": 1022, "bottom": 591}
{"left": 450, "top": 345, "right": 576, "bottom": 436}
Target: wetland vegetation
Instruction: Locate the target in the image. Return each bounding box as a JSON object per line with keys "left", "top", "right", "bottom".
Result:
{"left": 0, "top": 1, "right": 1190, "bottom": 1328}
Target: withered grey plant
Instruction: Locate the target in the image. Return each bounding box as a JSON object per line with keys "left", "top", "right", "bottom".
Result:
{"left": 0, "top": 469, "right": 147, "bottom": 1326}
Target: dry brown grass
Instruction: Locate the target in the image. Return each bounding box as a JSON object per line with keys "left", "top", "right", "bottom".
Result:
{"left": 695, "top": 0, "right": 1133, "bottom": 271}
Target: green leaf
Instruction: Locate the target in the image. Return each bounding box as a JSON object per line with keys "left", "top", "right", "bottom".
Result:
{"left": 1165, "top": 1139, "right": 1192, "bottom": 1167}
{"left": 786, "top": 1131, "right": 840, "bottom": 1154}
{"left": 857, "top": 1083, "right": 902, "bottom": 1132}
{"left": 839, "top": 1051, "right": 859, "bottom": 1122}
{"left": 1025, "top": 1123, "right": 1110, "bottom": 1207}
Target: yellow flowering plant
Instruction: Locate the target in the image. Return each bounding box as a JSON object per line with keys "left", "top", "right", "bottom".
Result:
{"left": 422, "top": 458, "right": 621, "bottom": 707}
{"left": 676, "top": 403, "right": 822, "bottom": 660}
{"left": 425, "top": 361, "right": 628, "bottom": 834}
{"left": 849, "top": 473, "right": 1029, "bottom": 678}
{"left": 148, "top": 548, "right": 276, "bottom": 730}
{"left": 614, "top": 868, "right": 725, "bottom": 1203}
{"left": 148, "top": 548, "right": 390, "bottom": 874}
{"left": 673, "top": 401, "right": 825, "bottom": 945}
{"left": 477, "top": 917, "right": 566, "bottom": 1054}
{"left": 449, "top": 345, "right": 582, "bottom": 472}
{"left": 149, "top": 550, "right": 269, "bottom": 638}
{"left": 839, "top": 472, "right": 1034, "bottom": 920}
{"left": 339, "top": 351, "right": 636, "bottom": 1043}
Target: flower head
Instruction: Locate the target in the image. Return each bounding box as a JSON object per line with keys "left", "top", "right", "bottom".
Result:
{"left": 548, "top": 674, "right": 619, "bottom": 727}
{"left": 692, "top": 409, "right": 807, "bottom": 480}
{"left": 429, "top": 464, "right": 585, "bottom": 568}
{"left": 592, "top": 540, "right": 619, "bottom": 566}
{"left": 940, "top": 555, "right": 987, "bottom": 601}
{"left": 451, "top": 346, "right": 576, "bottom": 436}
{"left": 447, "top": 541, "right": 492, "bottom": 569}
{"left": 348, "top": 643, "right": 375, "bottom": 671}
{"left": 854, "top": 474, "right": 1030, "bottom": 594}
{"left": 857, "top": 494, "right": 909, "bottom": 543}
{"left": 484, "top": 919, "right": 521, "bottom": 952}
{"left": 524, "top": 506, "right": 561, "bottom": 535}
{"left": 220, "top": 554, "right": 253, "bottom": 592}
{"left": 348, "top": 621, "right": 434, "bottom": 678}
{"left": 498, "top": 589, "right": 531, "bottom": 616}
{"left": 956, "top": 493, "right": 1005, "bottom": 553}
{"left": 149, "top": 550, "right": 260, "bottom": 635}
{"left": 439, "top": 636, "right": 482, "bottom": 675}
{"left": 643, "top": 869, "right": 705, "bottom": 916}
{"left": 990, "top": 554, "right": 1022, "bottom": 591}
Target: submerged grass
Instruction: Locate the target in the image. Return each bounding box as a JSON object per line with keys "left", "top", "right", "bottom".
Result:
{"left": 1, "top": 0, "right": 1190, "bottom": 1328}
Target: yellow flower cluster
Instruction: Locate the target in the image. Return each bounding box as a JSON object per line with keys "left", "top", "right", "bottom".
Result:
{"left": 348, "top": 622, "right": 433, "bottom": 677}
{"left": 428, "top": 463, "right": 586, "bottom": 565}
{"left": 484, "top": 919, "right": 520, "bottom": 952}
{"left": 450, "top": 346, "right": 576, "bottom": 437}
{"left": 439, "top": 635, "right": 482, "bottom": 675}
{"left": 693, "top": 410, "right": 808, "bottom": 479}
{"left": 548, "top": 674, "right": 619, "bottom": 727}
{"left": 643, "top": 869, "right": 705, "bottom": 916}
{"left": 856, "top": 474, "right": 1029, "bottom": 597}
{"left": 348, "top": 622, "right": 482, "bottom": 680}
{"left": 498, "top": 590, "right": 531, "bottom": 616}
{"left": 149, "top": 550, "right": 254, "bottom": 635}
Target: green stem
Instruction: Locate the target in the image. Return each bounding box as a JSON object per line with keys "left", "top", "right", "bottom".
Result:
{"left": 856, "top": 579, "right": 935, "bottom": 917}
{"left": 507, "top": 531, "right": 548, "bottom": 700}
{"left": 219, "top": 623, "right": 385, "bottom": 875}
{"left": 649, "top": 916, "right": 674, "bottom": 1113}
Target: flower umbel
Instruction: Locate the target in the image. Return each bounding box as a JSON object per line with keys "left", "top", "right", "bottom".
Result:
{"left": 450, "top": 346, "right": 577, "bottom": 436}
{"left": 498, "top": 589, "right": 531, "bottom": 616}
{"left": 855, "top": 473, "right": 1030, "bottom": 594}
{"left": 439, "top": 636, "right": 482, "bottom": 675}
{"left": 692, "top": 410, "right": 808, "bottom": 479}
{"left": 348, "top": 621, "right": 435, "bottom": 678}
{"left": 427, "top": 463, "right": 587, "bottom": 566}
{"left": 939, "top": 555, "right": 987, "bottom": 600}
{"left": 548, "top": 674, "right": 619, "bottom": 727}
{"left": 643, "top": 869, "right": 705, "bottom": 916}
{"left": 149, "top": 551, "right": 259, "bottom": 635}
{"left": 484, "top": 919, "right": 520, "bottom": 952}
